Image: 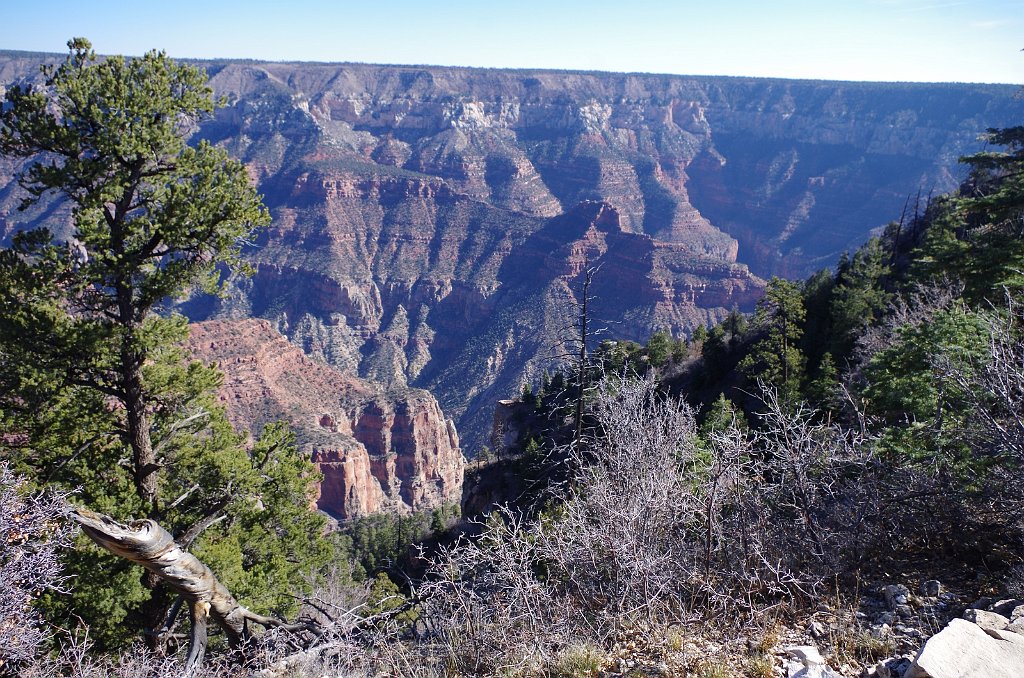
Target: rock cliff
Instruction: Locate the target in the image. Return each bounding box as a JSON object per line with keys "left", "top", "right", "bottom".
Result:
{"left": 2, "top": 52, "right": 1020, "bottom": 449}
{"left": 186, "top": 319, "right": 463, "bottom": 519}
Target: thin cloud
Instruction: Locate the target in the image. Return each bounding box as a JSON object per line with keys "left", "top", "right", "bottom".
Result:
{"left": 970, "top": 19, "right": 1008, "bottom": 29}
{"left": 869, "top": 0, "right": 969, "bottom": 10}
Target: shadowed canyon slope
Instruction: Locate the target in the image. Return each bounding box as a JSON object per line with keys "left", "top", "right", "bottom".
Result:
{"left": 187, "top": 319, "right": 463, "bottom": 519}
{"left": 1, "top": 52, "right": 1020, "bottom": 449}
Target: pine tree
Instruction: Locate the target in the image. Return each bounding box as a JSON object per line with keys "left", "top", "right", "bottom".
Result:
{"left": 645, "top": 330, "right": 673, "bottom": 367}
{"left": 0, "top": 39, "right": 328, "bottom": 647}
{"left": 862, "top": 305, "right": 989, "bottom": 469}
{"left": 739, "top": 277, "right": 807, "bottom": 403}
{"left": 912, "top": 127, "right": 1024, "bottom": 303}
{"left": 829, "top": 238, "right": 892, "bottom": 361}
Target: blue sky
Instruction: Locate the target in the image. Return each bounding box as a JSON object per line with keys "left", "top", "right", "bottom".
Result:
{"left": 2, "top": 0, "right": 1021, "bottom": 83}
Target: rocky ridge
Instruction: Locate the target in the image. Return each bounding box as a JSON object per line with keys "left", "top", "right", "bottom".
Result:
{"left": 186, "top": 319, "right": 463, "bottom": 519}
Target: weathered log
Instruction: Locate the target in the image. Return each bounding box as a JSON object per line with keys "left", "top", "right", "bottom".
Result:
{"left": 72, "top": 508, "right": 317, "bottom": 673}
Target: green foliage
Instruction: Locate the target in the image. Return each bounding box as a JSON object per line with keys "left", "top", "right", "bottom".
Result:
{"left": 345, "top": 504, "right": 460, "bottom": 579}
{"left": 0, "top": 39, "right": 268, "bottom": 308}
{"left": 698, "top": 307, "right": 750, "bottom": 387}
{"left": 196, "top": 423, "right": 330, "bottom": 616}
{"left": 911, "top": 202, "right": 969, "bottom": 289}
{"left": 691, "top": 323, "right": 709, "bottom": 345}
{"left": 739, "top": 277, "right": 807, "bottom": 402}
{"left": 0, "top": 39, "right": 330, "bottom": 648}
{"left": 595, "top": 339, "right": 642, "bottom": 375}
{"left": 645, "top": 330, "right": 673, "bottom": 367}
{"left": 830, "top": 238, "right": 892, "bottom": 359}
{"left": 913, "top": 128, "right": 1024, "bottom": 302}
{"left": 863, "top": 305, "right": 989, "bottom": 468}
{"left": 722, "top": 306, "right": 749, "bottom": 346}
{"left": 699, "top": 393, "right": 747, "bottom": 441}
{"left": 359, "top": 572, "right": 418, "bottom": 631}
{"left": 800, "top": 268, "right": 836, "bottom": 373}
{"left": 671, "top": 336, "right": 688, "bottom": 362}
{"left": 807, "top": 352, "right": 840, "bottom": 410}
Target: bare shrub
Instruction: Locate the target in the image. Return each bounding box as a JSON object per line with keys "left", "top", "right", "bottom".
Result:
{"left": 933, "top": 293, "right": 1024, "bottom": 547}
{"left": 537, "top": 375, "right": 701, "bottom": 626}
{"left": 371, "top": 376, "right": 881, "bottom": 676}
{"left": 700, "top": 387, "right": 875, "bottom": 617}
{"left": 853, "top": 280, "right": 965, "bottom": 367}
{"left": 941, "top": 294, "right": 1024, "bottom": 470}
{"left": 0, "top": 461, "right": 74, "bottom": 671}
{"left": 18, "top": 628, "right": 240, "bottom": 678}
{"left": 854, "top": 286, "right": 1024, "bottom": 559}
{"left": 412, "top": 507, "right": 563, "bottom": 675}
{"left": 751, "top": 388, "right": 874, "bottom": 573}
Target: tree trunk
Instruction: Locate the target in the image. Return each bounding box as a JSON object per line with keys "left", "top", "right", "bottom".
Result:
{"left": 72, "top": 508, "right": 315, "bottom": 661}
{"left": 185, "top": 601, "right": 210, "bottom": 677}
{"left": 122, "top": 352, "right": 159, "bottom": 518}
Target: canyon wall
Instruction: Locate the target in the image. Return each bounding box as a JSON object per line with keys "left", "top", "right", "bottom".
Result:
{"left": 2, "top": 52, "right": 1020, "bottom": 449}
{"left": 187, "top": 319, "right": 463, "bottom": 519}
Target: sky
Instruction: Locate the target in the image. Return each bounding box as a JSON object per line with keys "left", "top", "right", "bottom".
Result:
{"left": 1, "top": 0, "right": 1022, "bottom": 84}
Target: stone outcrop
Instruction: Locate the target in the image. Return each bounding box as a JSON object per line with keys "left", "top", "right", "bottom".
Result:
{"left": 2, "top": 51, "right": 1019, "bottom": 450}
{"left": 187, "top": 319, "right": 463, "bottom": 519}
{"left": 906, "top": 618, "right": 1024, "bottom": 678}
{"left": 854, "top": 593, "right": 1024, "bottom": 678}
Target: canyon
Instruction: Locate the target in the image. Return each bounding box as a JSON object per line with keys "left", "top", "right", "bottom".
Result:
{"left": 1, "top": 51, "right": 1021, "bottom": 455}
{"left": 186, "top": 319, "right": 463, "bottom": 519}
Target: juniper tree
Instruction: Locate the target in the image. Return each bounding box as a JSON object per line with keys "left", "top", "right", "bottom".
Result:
{"left": 0, "top": 39, "right": 328, "bottom": 648}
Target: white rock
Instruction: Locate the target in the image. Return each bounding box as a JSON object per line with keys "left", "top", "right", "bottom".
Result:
{"left": 865, "top": 660, "right": 893, "bottom": 678}
{"left": 964, "top": 608, "right": 1010, "bottom": 630}
{"left": 787, "top": 645, "right": 826, "bottom": 666}
{"left": 906, "top": 618, "right": 1024, "bottom": 678}
{"left": 984, "top": 628, "right": 1024, "bottom": 646}
{"left": 787, "top": 662, "right": 842, "bottom": 678}
{"left": 784, "top": 646, "right": 842, "bottom": 678}
{"left": 870, "top": 623, "right": 892, "bottom": 640}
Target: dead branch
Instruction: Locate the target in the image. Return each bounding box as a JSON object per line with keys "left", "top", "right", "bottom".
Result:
{"left": 71, "top": 508, "right": 318, "bottom": 675}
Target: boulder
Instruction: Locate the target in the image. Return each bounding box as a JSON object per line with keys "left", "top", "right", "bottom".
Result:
{"left": 963, "top": 608, "right": 1010, "bottom": 631}
{"left": 991, "top": 599, "right": 1023, "bottom": 618}
{"left": 905, "top": 618, "right": 1024, "bottom": 678}
{"left": 866, "top": 656, "right": 913, "bottom": 678}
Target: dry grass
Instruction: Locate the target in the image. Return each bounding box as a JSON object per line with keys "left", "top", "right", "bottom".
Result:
{"left": 545, "top": 644, "right": 604, "bottom": 678}
{"left": 743, "top": 654, "right": 776, "bottom": 678}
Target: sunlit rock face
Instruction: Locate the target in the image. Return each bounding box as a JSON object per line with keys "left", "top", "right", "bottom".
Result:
{"left": 2, "top": 53, "right": 1019, "bottom": 449}
{"left": 187, "top": 319, "right": 463, "bottom": 520}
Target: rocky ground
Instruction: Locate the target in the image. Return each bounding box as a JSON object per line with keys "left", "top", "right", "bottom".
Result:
{"left": 581, "top": 578, "right": 1024, "bottom": 677}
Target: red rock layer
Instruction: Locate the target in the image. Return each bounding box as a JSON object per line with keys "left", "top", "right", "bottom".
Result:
{"left": 187, "top": 319, "right": 463, "bottom": 519}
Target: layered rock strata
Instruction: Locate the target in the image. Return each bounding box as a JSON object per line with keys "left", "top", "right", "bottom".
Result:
{"left": 187, "top": 319, "right": 463, "bottom": 519}
{"left": 2, "top": 52, "right": 1020, "bottom": 449}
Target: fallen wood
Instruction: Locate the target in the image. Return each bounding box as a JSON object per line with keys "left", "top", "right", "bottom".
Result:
{"left": 72, "top": 508, "right": 317, "bottom": 674}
